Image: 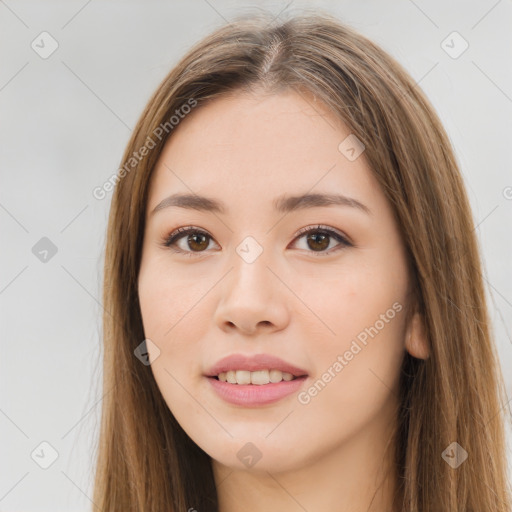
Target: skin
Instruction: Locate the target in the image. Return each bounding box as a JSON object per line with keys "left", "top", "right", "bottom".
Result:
{"left": 137, "top": 88, "right": 428, "bottom": 511}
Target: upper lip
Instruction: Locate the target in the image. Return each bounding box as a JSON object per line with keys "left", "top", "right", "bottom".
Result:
{"left": 205, "top": 353, "right": 308, "bottom": 378}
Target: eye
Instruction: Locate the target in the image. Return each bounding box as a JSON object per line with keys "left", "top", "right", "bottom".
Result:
{"left": 290, "top": 224, "right": 352, "bottom": 255}
{"left": 162, "top": 226, "right": 217, "bottom": 256}
{"left": 161, "top": 224, "right": 352, "bottom": 257}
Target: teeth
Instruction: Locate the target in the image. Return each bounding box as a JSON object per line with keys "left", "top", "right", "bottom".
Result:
{"left": 217, "top": 369, "right": 296, "bottom": 385}
{"left": 269, "top": 369, "right": 282, "bottom": 383}
{"left": 249, "top": 370, "right": 268, "bottom": 385}
{"left": 236, "top": 370, "right": 251, "bottom": 385}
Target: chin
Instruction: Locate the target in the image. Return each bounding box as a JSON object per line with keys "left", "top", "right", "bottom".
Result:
{"left": 196, "top": 433, "right": 305, "bottom": 473}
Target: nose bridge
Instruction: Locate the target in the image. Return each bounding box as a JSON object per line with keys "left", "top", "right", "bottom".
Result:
{"left": 213, "top": 233, "right": 287, "bottom": 333}
{"left": 229, "top": 234, "right": 273, "bottom": 297}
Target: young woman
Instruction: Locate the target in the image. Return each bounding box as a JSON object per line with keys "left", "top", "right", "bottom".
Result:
{"left": 93, "top": 11, "right": 511, "bottom": 512}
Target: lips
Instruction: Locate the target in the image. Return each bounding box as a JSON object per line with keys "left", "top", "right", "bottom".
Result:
{"left": 205, "top": 353, "right": 309, "bottom": 378}
{"left": 205, "top": 354, "right": 309, "bottom": 406}
{"left": 207, "top": 375, "right": 307, "bottom": 406}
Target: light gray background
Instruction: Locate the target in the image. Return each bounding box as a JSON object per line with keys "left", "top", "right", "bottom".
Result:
{"left": 1, "top": 1, "right": 511, "bottom": 510}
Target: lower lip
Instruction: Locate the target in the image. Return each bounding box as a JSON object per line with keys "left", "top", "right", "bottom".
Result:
{"left": 206, "top": 376, "right": 308, "bottom": 406}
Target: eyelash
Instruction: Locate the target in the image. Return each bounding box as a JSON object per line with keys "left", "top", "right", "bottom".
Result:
{"left": 161, "top": 224, "right": 352, "bottom": 258}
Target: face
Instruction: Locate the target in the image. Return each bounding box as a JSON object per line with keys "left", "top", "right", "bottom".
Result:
{"left": 138, "top": 89, "right": 421, "bottom": 474}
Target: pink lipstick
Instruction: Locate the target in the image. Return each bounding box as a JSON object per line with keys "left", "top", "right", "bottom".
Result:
{"left": 205, "top": 353, "right": 308, "bottom": 406}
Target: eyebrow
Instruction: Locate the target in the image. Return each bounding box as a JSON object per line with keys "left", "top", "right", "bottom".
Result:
{"left": 150, "top": 192, "right": 371, "bottom": 216}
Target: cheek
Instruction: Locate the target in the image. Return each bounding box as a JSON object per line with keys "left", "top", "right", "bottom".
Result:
{"left": 138, "top": 259, "right": 213, "bottom": 381}
{"left": 138, "top": 260, "right": 200, "bottom": 338}
{"left": 138, "top": 265, "right": 208, "bottom": 419}
{"left": 297, "top": 254, "right": 407, "bottom": 407}
{"left": 294, "top": 305, "right": 405, "bottom": 449}
{"left": 295, "top": 263, "right": 404, "bottom": 348}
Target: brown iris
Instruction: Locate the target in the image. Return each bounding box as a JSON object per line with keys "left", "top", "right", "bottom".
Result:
{"left": 306, "top": 232, "right": 330, "bottom": 251}
{"left": 187, "top": 233, "right": 209, "bottom": 251}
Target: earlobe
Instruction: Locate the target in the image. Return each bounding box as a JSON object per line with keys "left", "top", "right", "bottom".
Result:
{"left": 405, "top": 311, "right": 430, "bottom": 360}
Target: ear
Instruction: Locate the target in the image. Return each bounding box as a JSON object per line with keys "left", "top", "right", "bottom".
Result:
{"left": 405, "top": 311, "right": 429, "bottom": 359}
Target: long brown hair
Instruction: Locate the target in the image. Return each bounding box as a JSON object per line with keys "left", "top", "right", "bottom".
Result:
{"left": 93, "top": 10, "right": 511, "bottom": 511}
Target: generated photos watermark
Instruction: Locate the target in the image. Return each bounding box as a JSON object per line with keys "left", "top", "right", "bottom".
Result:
{"left": 297, "top": 301, "right": 403, "bottom": 405}
{"left": 92, "top": 98, "right": 198, "bottom": 200}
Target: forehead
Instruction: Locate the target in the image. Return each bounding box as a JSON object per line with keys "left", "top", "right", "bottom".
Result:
{"left": 147, "top": 90, "right": 382, "bottom": 216}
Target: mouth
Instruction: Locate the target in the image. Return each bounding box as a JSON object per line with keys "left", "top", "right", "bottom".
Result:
{"left": 206, "top": 374, "right": 308, "bottom": 406}
{"left": 210, "top": 369, "right": 305, "bottom": 385}
{"left": 205, "top": 353, "right": 309, "bottom": 406}
{"left": 205, "top": 371, "right": 308, "bottom": 407}
{"left": 205, "top": 353, "right": 308, "bottom": 380}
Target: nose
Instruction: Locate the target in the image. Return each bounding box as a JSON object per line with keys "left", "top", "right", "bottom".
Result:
{"left": 213, "top": 245, "right": 290, "bottom": 336}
